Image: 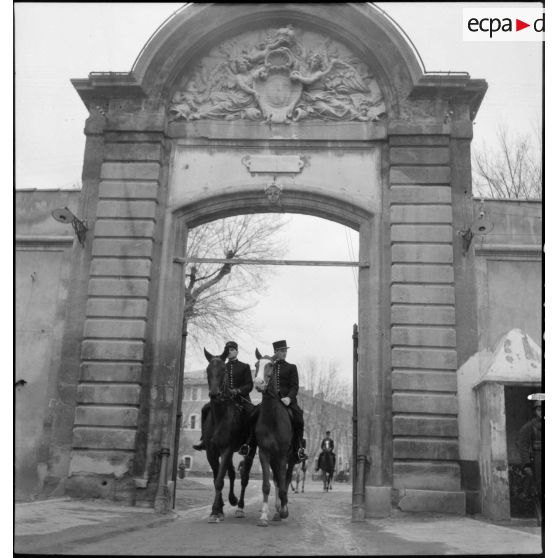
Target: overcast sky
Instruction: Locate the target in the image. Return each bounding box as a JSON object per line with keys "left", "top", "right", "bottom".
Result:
{"left": 14, "top": 2, "right": 544, "bottom": 386}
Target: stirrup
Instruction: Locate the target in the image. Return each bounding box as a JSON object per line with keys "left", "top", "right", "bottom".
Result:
{"left": 238, "top": 444, "right": 250, "bottom": 456}
{"left": 193, "top": 442, "right": 206, "bottom": 451}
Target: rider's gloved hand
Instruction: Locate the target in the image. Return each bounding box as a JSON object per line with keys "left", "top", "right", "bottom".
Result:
{"left": 281, "top": 397, "right": 291, "bottom": 406}
{"left": 231, "top": 388, "right": 240, "bottom": 396}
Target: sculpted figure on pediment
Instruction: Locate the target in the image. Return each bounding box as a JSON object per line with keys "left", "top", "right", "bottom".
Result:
{"left": 169, "top": 25, "right": 386, "bottom": 124}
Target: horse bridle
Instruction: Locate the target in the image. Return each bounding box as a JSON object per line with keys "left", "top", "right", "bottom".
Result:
{"left": 255, "top": 357, "right": 282, "bottom": 400}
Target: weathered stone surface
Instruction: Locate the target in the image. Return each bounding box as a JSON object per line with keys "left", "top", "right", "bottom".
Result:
{"left": 392, "top": 370, "right": 457, "bottom": 392}
{"left": 391, "top": 224, "right": 453, "bottom": 242}
{"left": 389, "top": 135, "right": 449, "bottom": 146}
{"left": 397, "top": 488, "right": 465, "bottom": 514}
{"left": 84, "top": 319, "right": 147, "bottom": 339}
{"left": 393, "top": 461, "right": 461, "bottom": 491}
{"left": 392, "top": 244, "right": 453, "bottom": 263}
{"left": 390, "top": 147, "right": 449, "bottom": 165}
{"left": 392, "top": 347, "right": 457, "bottom": 369}
{"left": 103, "top": 143, "right": 162, "bottom": 162}
{"left": 390, "top": 166, "right": 451, "bottom": 184}
{"left": 364, "top": 486, "right": 391, "bottom": 518}
{"left": 393, "top": 439, "right": 459, "bottom": 460}
{"left": 80, "top": 362, "right": 143, "bottom": 383}
{"left": 96, "top": 200, "right": 158, "bottom": 220}
{"left": 90, "top": 258, "right": 152, "bottom": 277}
{"left": 81, "top": 340, "right": 145, "bottom": 361}
{"left": 73, "top": 427, "right": 137, "bottom": 450}
{"left": 393, "top": 415, "right": 458, "bottom": 437}
{"left": 100, "top": 162, "right": 160, "bottom": 181}
{"left": 391, "top": 285, "right": 455, "bottom": 305}
{"left": 391, "top": 264, "right": 454, "bottom": 284}
{"left": 92, "top": 238, "right": 154, "bottom": 258}
{"left": 86, "top": 298, "right": 149, "bottom": 318}
{"left": 77, "top": 383, "right": 141, "bottom": 405}
{"left": 99, "top": 181, "right": 159, "bottom": 199}
{"left": 390, "top": 205, "right": 453, "bottom": 223}
{"left": 393, "top": 393, "right": 458, "bottom": 414}
{"left": 390, "top": 186, "right": 451, "bottom": 204}
{"left": 391, "top": 326, "right": 456, "bottom": 347}
{"left": 68, "top": 450, "right": 134, "bottom": 477}
{"left": 391, "top": 304, "right": 455, "bottom": 325}
{"left": 75, "top": 406, "right": 139, "bottom": 427}
{"left": 94, "top": 219, "right": 156, "bottom": 238}
{"left": 88, "top": 278, "right": 150, "bottom": 298}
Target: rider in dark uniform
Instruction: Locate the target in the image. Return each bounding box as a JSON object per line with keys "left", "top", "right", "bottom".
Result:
{"left": 244, "top": 339, "right": 308, "bottom": 463}
{"left": 193, "top": 341, "right": 254, "bottom": 452}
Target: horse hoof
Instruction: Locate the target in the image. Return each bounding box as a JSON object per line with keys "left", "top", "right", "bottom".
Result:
{"left": 208, "top": 515, "right": 220, "bottom": 523}
{"left": 272, "top": 512, "right": 281, "bottom": 521}
{"left": 217, "top": 512, "right": 224, "bottom": 520}
{"left": 257, "top": 519, "right": 268, "bottom": 527}
{"left": 234, "top": 509, "right": 245, "bottom": 518}
{"left": 294, "top": 490, "right": 298, "bottom": 494}
{"left": 280, "top": 508, "right": 289, "bottom": 519}
{"left": 301, "top": 489, "right": 304, "bottom": 493}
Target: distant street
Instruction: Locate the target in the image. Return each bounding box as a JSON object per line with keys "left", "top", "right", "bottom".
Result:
{"left": 42, "top": 476, "right": 541, "bottom": 556}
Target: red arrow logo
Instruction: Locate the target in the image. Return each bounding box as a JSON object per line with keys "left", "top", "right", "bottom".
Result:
{"left": 516, "top": 19, "right": 530, "bottom": 31}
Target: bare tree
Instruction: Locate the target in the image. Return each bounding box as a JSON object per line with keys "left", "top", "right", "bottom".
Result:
{"left": 472, "top": 123, "right": 542, "bottom": 200}
{"left": 184, "top": 213, "right": 289, "bottom": 348}
{"left": 298, "top": 357, "right": 352, "bottom": 463}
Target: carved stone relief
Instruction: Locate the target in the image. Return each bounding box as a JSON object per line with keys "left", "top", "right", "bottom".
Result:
{"left": 168, "top": 25, "right": 386, "bottom": 124}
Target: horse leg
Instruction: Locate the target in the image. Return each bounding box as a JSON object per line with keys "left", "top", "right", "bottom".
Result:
{"left": 272, "top": 477, "right": 281, "bottom": 521}
{"left": 208, "top": 448, "right": 230, "bottom": 522}
{"left": 301, "top": 470, "right": 305, "bottom": 493}
{"left": 272, "top": 457, "right": 289, "bottom": 520}
{"left": 257, "top": 451, "right": 271, "bottom": 527}
{"left": 235, "top": 446, "right": 256, "bottom": 518}
{"left": 227, "top": 458, "right": 238, "bottom": 507}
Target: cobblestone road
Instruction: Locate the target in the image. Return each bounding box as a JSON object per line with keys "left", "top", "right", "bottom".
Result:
{"left": 35, "top": 476, "right": 540, "bottom": 556}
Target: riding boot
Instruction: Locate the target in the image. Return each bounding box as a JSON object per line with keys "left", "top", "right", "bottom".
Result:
{"left": 193, "top": 440, "right": 206, "bottom": 451}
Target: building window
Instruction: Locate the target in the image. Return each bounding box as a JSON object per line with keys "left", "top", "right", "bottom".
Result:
{"left": 184, "top": 456, "right": 192, "bottom": 469}
{"left": 189, "top": 414, "right": 197, "bottom": 429}
{"left": 192, "top": 387, "right": 200, "bottom": 401}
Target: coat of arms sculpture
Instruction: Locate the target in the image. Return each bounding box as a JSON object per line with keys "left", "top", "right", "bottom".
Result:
{"left": 168, "top": 25, "right": 386, "bottom": 124}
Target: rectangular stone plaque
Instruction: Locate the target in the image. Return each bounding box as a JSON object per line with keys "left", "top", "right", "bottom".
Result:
{"left": 243, "top": 155, "right": 304, "bottom": 174}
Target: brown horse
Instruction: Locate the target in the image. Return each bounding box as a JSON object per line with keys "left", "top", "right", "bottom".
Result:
{"left": 253, "top": 349, "right": 297, "bottom": 526}
{"left": 202, "top": 349, "right": 256, "bottom": 522}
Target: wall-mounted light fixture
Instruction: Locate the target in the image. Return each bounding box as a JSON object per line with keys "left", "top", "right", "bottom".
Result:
{"left": 51, "top": 207, "right": 88, "bottom": 247}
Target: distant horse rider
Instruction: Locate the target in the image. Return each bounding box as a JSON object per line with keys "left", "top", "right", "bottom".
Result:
{"left": 316, "top": 430, "right": 336, "bottom": 471}
{"left": 193, "top": 341, "right": 254, "bottom": 454}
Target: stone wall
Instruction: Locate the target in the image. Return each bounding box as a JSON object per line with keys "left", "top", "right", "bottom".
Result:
{"left": 15, "top": 189, "right": 80, "bottom": 498}
{"left": 388, "top": 132, "right": 463, "bottom": 513}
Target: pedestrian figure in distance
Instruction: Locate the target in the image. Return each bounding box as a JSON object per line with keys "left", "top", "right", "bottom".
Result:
{"left": 517, "top": 399, "right": 543, "bottom": 524}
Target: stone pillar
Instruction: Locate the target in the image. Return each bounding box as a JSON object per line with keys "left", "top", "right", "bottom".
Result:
{"left": 65, "top": 107, "right": 168, "bottom": 503}
{"left": 475, "top": 382, "right": 510, "bottom": 520}
{"left": 388, "top": 125, "right": 465, "bottom": 514}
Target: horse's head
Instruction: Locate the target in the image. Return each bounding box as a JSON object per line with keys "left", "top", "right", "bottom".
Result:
{"left": 204, "top": 348, "right": 227, "bottom": 399}
{"left": 254, "top": 348, "right": 277, "bottom": 394}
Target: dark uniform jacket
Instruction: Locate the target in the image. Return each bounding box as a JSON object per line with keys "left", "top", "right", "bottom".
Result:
{"left": 321, "top": 438, "right": 334, "bottom": 451}
{"left": 273, "top": 359, "right": 299, "bottom": 406}
{"left": 518, "top": 417, "right": 542, "bottom": 467}
{"left": 225, "top": 359, "right": 253, "bottom": 401}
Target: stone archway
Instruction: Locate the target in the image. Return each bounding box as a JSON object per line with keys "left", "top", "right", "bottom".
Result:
{"left": 57, "top": 3, "right": 487, "bottom": 516}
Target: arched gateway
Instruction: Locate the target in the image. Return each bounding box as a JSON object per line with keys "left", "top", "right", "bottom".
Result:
{"left": 56, "top": 4, "right": 487, "bottom": 517}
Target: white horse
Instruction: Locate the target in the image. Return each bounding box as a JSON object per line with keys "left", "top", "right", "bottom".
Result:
{"left": 290, "top": 460, "right": 307, "bottom": 494}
